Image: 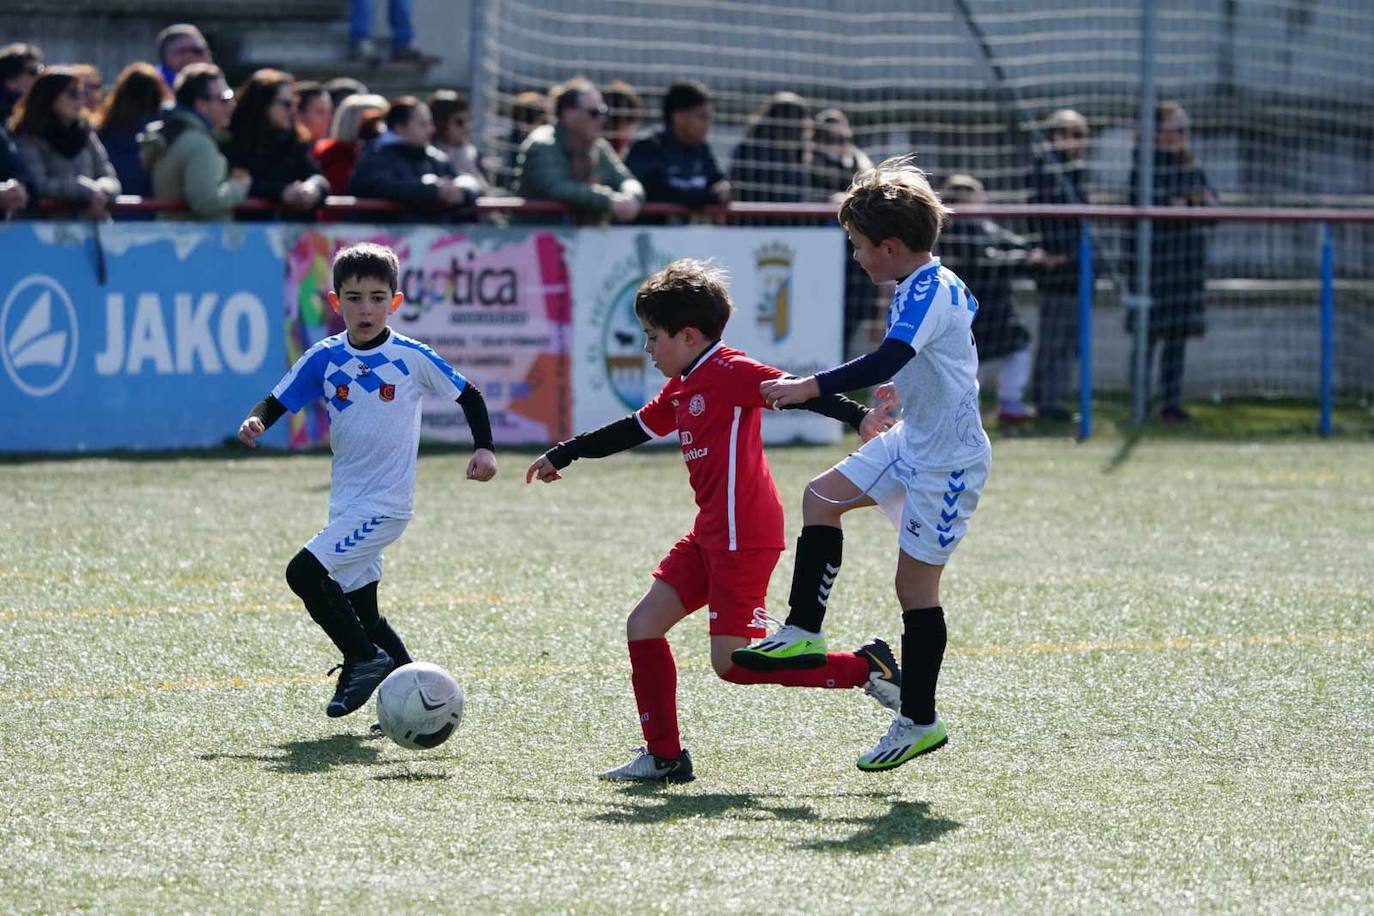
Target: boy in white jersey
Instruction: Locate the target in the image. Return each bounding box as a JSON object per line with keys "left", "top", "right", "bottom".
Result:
{"left": 237, "top": 243, "right": 497, "bottom": 719}
{"left": 733, "top": 157, "right": 992, "bottom": 772}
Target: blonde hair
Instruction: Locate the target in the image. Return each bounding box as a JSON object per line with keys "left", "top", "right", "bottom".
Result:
{"left": 330, "top": 93, "right": 389, "bottom": 142}
{"left": 1045, "top": 108, "right": 1087, "bottom": 136}
{"left": 838, "top": 156, "right": 951, "bottom": 253}
{"left": 939, "top": 173, "right": 984, "bottom": 204}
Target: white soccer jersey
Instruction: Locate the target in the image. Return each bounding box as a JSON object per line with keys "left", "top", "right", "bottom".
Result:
{"left": 883, "top": 257, "right": 991, "bottom": 470}
{"left": 272, "top": 329, "right": 468, "bottom": 519}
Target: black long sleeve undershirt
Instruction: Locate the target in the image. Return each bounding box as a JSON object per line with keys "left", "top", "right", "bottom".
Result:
{"left": 814, "top": 337, "right": 915, "bottom": 396}
{"left": 245, "top": 383, "right": 495, "bottom": 453}
{"left": 545, "top": 415, "right": 650, "bottom": 469}
{"left": 456, "top": 383, "right": 495, "bottom": 452}
{"left": 545, "top": 391, "right": 871, "bottom": 471}
{"left": 784, "top": 392, "right": 869, "bottom": 431}
{"left": 248, "top": 394, "right": 287, "bottom": 428}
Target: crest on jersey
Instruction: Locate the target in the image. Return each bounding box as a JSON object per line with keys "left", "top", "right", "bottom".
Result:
{"left": 380, "top": 383, "right": 396, "bottom": 401}
{"left": 755, "top": 242, "right": 794, "bottom": 343}
{"left": 688, "top": 394, "right": 706, "bottom": 416}
{"left": 335, "top": 383, "right": 350, "bottom": 400}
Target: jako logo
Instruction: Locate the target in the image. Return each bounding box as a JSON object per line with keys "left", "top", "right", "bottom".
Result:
{"left": 1, "top": 275, "right": 79, "bottom": 397}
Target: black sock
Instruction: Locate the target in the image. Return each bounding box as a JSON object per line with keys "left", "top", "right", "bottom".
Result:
{"left": 346, "top": 581, "right": 413, "bottom": 666}
{"left": 784, "top": 525, "right": 843, "bottom": 633}
{"left": 285, "top": 549, "right": 374, "bottom": 660}
{"left": 367, "top": 617, "right": 413, "bottom": 667}
{"left": 900, "top": 606, "right": 946, "bottom": 725}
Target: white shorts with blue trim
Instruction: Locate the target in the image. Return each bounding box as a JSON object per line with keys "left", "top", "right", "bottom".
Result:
{"left": 834, "top": 425, "right": 990, "bottom": 565}
{"left": 305, "top": 513, "right": 409, "bottom": 592}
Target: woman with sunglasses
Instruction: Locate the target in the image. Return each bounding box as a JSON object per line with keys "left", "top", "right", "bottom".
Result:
{"left": 223, "top": 68, "right": 330, "bottom": 218}
{"left": 10, "top": 66, "right": 120, "bottom": 219}
{"left": 429, "top": 88, "right": 490, "bottom": 195}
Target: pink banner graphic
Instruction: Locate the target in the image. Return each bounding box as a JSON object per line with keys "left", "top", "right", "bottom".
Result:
{"left": 283, "top": 227, "right": 573, "bottom": 447}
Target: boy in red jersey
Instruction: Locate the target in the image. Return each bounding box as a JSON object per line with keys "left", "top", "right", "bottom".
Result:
{"left": 526, "top": 259, "right": 897, "bottom": 782}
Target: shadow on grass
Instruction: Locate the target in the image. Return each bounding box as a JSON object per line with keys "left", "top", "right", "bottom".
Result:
{"left": 1105, "top": 419, "right": 1146, "bottom": 473}
{"left": 588, "top": 784, "right": 823, "bottom": 825}
{"left": 800, "top": 798, "right": 960, "bottom": 853}
{"left": 198, "top": 734, "right": 383, "bottom": 774}
{"left": 585, "top": 786, "right": 957, "bottom": 852}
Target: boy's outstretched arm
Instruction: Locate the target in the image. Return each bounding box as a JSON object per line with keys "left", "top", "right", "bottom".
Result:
{"left": 456, "top": 383, "right": 498, "bottom": 481}
{"left": 781, "top": 391, "right": 868, "bottom": 432}
{"left": 783, "top": 391, "right": 896, "bottom": 441}
{"left": 761, "top": 338, "right": 915, "bottom": 407}
{"left": 237, "top": 394, "right": 287, "bottom": 448}
{"left": 525, "top": 415, "right": 652, "bottom": 484}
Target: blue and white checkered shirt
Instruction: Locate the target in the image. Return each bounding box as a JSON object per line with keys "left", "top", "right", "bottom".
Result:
{"left": 273, "top": 329, "right": 468, "bottom": 519}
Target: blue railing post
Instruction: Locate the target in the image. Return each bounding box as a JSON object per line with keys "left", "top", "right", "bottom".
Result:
{"left": 1319, "top": 222, "right": 1335, "bottom": 437}
{"left": 1077, "top": 221, "right": 1094, "bottom": 440}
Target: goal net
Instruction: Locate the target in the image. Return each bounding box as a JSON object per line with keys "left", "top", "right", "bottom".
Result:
{"left": 471, "top": 0, "right": 1374, "bottom": 421}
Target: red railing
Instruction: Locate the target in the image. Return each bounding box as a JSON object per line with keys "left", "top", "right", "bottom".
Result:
{"left": 29, "top": 195, "right": 1374, "bottom": 223}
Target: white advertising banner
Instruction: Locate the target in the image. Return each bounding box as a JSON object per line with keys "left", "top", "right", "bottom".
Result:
{"left": 569, "top": 226, "right": 846, "bottom": 443}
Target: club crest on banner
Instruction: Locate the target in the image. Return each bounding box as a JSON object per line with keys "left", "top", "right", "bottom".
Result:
{"left": 755, "top": 242, "right": 794, "bottom": 343}
{"left": 588, "top": 232, "right": 675, "bottom": 411}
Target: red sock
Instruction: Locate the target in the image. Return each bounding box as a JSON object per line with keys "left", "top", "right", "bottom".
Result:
{"left": 628, "top": 638, "right": 681, "bottom": 759}
{"left": 721, "top": 652, "right": 869, "bottom": 689}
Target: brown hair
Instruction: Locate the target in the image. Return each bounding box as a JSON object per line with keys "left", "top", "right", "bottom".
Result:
{"left": 333, "top": 242, "right": 400, "bottom": 293}
{"left": 228, "top": 68, "right": 305, "bottom": 150}
{"left": 634, "top": 259, "right": 733, "bottom": 340}
{"left": 1155, "top": 99, "right": 1187, "bottom": 129}
{"left": 172, "top": 62, "right": 223, "bottom": 108}
{"left": 95, "top": 62, "right": 169, "bottom": 134}
{"left": 429, "top": 88, "right": 470, "bottom": 136}
{"left": 509, "top": 90, "right": 547, "bottom": 130}
{"left": 602, "top": 78, "right": 642, "bottom": 133}
{"left": 384, "top": 95, "right": 425, "bottom": 132}
{"left": 838, "top": 156, "right": 951, "bottom": 253}
{"left": 8, "top": 67, "right": 79, "bottom": 137}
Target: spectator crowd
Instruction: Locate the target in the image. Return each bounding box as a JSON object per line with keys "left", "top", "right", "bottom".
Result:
{"left": 0, "top": 25, "right": 1214, "bottom": 423}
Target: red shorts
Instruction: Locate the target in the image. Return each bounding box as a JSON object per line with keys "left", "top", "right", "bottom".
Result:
{"left": 652, "top": 532, "right": 783, "bottom": 638}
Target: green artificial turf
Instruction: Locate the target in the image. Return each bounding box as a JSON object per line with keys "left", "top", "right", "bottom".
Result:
{"left": 2, "top": 434, "right": 1371, "bottom": 912}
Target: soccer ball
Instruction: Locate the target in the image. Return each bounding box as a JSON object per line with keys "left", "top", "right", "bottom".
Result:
{"left": 375, "top": 662, "right": 465, "bottom": 750}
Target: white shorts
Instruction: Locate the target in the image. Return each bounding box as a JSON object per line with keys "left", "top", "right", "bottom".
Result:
{"left": 834, "top": 426, "right": 990, "bottom": 565}
{"left": 305, "top": 513, "right": 409, "bottom": 592}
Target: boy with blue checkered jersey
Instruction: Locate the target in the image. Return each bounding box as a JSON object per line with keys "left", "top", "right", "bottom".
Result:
{"left": 238, "top": 242, "right": 497, "bottom": 719}
{"left": 734, "top": 157, "right": 991, "bottom": 771}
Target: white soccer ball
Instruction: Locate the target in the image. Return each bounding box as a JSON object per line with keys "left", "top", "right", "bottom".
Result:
{"left": 376, "top": 662, "right": 465, "bottom": 750}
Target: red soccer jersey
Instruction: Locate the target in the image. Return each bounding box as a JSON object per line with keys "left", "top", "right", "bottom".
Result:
{"left": 636, "top": 342, "right": 785, "bottom": 551}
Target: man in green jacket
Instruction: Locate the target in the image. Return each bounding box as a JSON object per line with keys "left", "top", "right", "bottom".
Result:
{"left": 141, "top": 63, "right": 250, "bottom": 220}
{"left": 513, "top": 77, "right": 643, "bottom": 224}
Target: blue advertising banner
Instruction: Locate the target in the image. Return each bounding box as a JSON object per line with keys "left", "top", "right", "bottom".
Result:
{"left": 1, "top": 222, "right": 286, "bottom": 452}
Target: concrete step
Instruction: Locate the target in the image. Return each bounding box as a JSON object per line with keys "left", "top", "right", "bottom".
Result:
{"left": 3, "top": 0, "right": 343, "bottom": 19}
